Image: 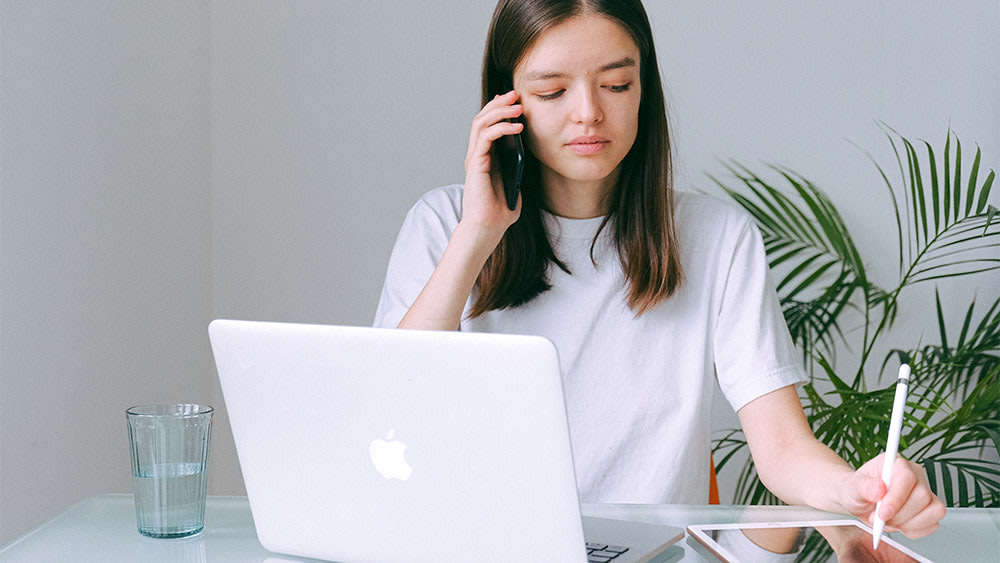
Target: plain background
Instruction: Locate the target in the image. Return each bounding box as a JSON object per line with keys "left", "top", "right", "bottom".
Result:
{"left": 2, "top": 0, "right": 997, "bottom": 544}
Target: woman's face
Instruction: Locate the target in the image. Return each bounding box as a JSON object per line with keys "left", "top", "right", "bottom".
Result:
{"left": 513, "top": 15, "right": 641, "bottom": 211}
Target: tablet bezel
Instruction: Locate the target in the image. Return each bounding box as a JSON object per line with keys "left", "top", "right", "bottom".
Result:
{"left": 686, "top": 519, "right": 931, "bottom": 562}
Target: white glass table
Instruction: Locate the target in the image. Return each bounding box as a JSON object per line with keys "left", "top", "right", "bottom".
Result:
{"left": 2, "top": 494, "right": 996, "bottom": 562}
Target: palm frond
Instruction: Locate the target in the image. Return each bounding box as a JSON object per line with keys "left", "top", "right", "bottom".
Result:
{"left": 710, "top": 126, "right": 999, "bottom": 507}
{"left": 922, "top": 453, "right": 1000, "bottom": 507}
{"left": 882, "top": 125, "right": 1000, "bottom": 285}
{"left": 915, "top": 294, "right": 1000, "bottom": 398}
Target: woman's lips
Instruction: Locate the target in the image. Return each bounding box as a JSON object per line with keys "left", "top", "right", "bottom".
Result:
{"left": 566, "top": 136, "right": 610, "bottom": 155}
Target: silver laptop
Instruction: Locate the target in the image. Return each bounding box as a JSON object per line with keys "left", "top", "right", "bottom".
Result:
{"left": 209, "top": 319, "right": 683, "bottom": 563}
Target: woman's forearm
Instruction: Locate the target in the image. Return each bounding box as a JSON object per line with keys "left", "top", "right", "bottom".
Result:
{"left": 397, "top": 222, "right": 503, "bottom": 331}
{"left": 738, "top": 385, "right": 855, "bottom": 512}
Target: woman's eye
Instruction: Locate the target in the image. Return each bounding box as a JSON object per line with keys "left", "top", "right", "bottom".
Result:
{"left": 536, "top": 90, "right": 565, "bottom": 101}
{"left": 607, "top": 83, "right": 631, "bottom": 93}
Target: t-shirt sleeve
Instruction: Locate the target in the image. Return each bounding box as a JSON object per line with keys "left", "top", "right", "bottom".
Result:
{"left": 372, "top": 186, "right": 463, "bottom": 328}
{"left": 714, "top": 216, "right": 807, "bottom": 412}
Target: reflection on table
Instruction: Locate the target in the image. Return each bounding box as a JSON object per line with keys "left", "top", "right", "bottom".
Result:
{"left": 1, "top": 495, "right": 996, "bottom": 562}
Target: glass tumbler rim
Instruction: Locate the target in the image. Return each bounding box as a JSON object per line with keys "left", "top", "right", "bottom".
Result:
{"left": 126, "top": 403, "right": 214, "bottom": 418}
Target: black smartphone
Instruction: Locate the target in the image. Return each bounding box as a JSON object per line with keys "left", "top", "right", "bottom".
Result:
{"left": 496, "top": 82, "right": 525, "bottom": 211}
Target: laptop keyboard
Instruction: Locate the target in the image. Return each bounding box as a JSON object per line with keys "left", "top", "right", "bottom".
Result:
{"left": 586, "top": 542, "right": 630, "bottom": 562}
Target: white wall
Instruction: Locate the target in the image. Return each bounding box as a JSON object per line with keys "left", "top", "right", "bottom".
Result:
{"left": 2, "top": 0, "right": 997, "bottom": 545}
{"left": 1, "top": 1, "right": 212, "bottom": 543}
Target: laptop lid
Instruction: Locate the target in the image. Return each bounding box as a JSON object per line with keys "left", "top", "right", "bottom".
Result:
{"left": 209, "top": 319, "right": 681, "bottom": 563}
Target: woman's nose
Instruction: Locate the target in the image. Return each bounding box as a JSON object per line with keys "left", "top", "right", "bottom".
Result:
{"left": 570, "top": 87, "right": 603, "bottom": 125}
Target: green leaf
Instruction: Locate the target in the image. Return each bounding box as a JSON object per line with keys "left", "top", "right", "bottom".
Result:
{"left": 953, "top": 134, "right": 963, "bottom": 222}
{"left": 944, "top": 130, "right": 953, "bottom": 224}
{"left": 926, "top": 140, "right": 941, "bottom": 232}
{"left": 985, "top": 204, "right": 998, "bottom": 235}
{"left": 966, "top": 145, "right": 982, "bottom": 216}
{"left": 902, "top": 136, "right": 930, "bottom": 246}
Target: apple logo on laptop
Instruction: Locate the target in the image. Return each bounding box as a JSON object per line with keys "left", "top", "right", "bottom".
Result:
{"left": 369, "top": 429, "right": 413, "bottom": 480}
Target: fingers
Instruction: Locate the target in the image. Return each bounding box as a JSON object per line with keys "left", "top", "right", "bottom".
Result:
{"left": 465, "top": 91, "right": 524, "bottom": 175}
{"left": 876, "top": 458, "right": 946, "bottom": 539}
{"left": 857, "top": 456, "right": 946, "bottom": 540}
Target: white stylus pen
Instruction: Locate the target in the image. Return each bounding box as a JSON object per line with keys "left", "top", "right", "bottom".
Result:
{"left": 872, "top": 363, "right": 910, "bottom": 549}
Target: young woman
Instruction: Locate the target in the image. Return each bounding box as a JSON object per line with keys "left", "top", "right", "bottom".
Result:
{"left": 374, "top": 0, "right": 944, "bottom": 539}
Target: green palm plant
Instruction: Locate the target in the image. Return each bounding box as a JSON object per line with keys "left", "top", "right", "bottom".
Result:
{"left": 709, "top": 126, "right": 999, "bottom": 507}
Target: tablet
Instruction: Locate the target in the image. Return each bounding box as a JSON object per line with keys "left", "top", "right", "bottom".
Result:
{"left": 686, "top": 519, "right": 932, "bottom": 562}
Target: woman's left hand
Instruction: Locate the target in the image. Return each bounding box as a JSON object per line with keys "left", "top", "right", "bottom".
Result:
{"left": 840, "top": 454, "right": 946, "bottom": 539}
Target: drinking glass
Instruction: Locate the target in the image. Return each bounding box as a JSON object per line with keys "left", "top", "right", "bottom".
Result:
{"left": 126, "top": 403, "right": 213, "bottom": 538}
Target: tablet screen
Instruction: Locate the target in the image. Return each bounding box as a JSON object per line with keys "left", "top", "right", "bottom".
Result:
{"left": 686, "top": 520, "right": 931, "bottom": 562}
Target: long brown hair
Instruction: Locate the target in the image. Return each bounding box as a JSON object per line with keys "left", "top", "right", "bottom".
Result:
{"left": 470, "top": 0, "right": 683, "bottom": 318}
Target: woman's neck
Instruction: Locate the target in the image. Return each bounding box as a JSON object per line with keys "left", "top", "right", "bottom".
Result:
{"left": 540, "top": 169, "right": 618, "bottom": 219}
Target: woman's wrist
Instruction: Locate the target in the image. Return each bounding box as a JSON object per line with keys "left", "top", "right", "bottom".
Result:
{"left": 451, "top": 219, "right": 507, "bottom": 261}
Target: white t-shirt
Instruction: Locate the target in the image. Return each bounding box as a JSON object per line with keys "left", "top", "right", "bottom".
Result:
{"left": 374, "top": 185, "right": 806, "bottom": 504}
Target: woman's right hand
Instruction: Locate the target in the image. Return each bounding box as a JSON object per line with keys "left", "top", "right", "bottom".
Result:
{"left": 462, "top": 89, "right": 524, "bottom": 236}
{"left": 396, "top": 90, "right": 526, "bottom": 331}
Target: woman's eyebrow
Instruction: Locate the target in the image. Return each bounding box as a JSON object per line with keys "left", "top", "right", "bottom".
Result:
{"left": 522, "top": 56, "right": 637, "bottom": 82}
